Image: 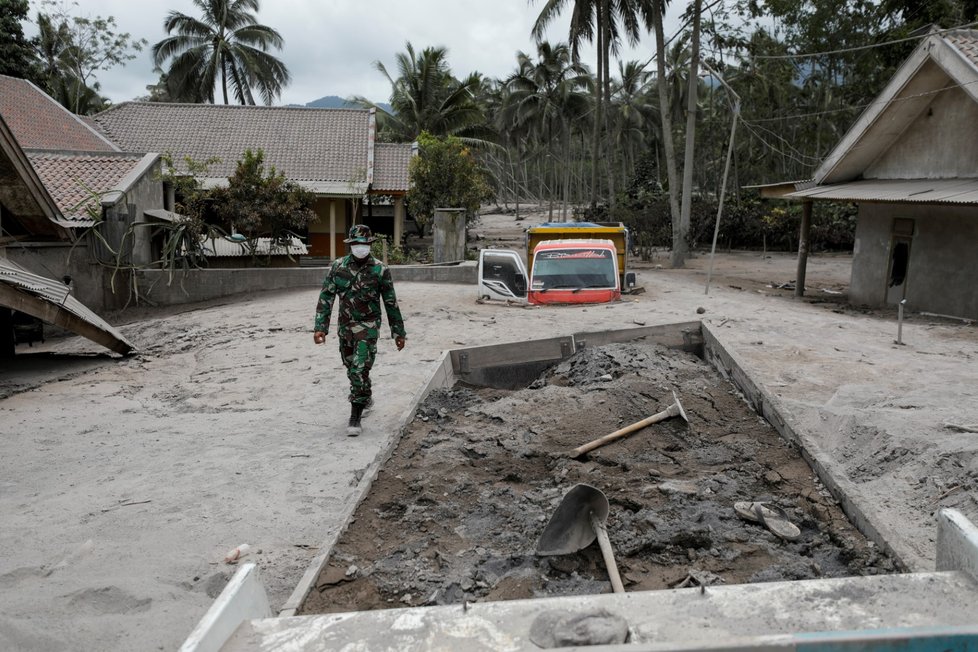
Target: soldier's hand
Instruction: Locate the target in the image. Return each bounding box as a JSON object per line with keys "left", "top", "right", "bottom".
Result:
{"left": 395, "top": 336, "right": 406, "bottom": 351}
{"left": 313, "top": 331, "right": 326, "bottom": 344}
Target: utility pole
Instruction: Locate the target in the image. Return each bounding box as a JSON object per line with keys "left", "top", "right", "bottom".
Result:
{"left": 701, "top": 61, "right": 741, "bottom": 296}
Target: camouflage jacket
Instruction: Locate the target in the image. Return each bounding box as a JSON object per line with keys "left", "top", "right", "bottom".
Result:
{"left": 314, "top": 255, "right": 406, "bottom": 339}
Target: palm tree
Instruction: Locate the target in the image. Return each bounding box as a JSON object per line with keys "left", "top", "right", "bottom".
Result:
{"left": 608, "top": 60, "right": 659, "bottom": 184}
{"left": 532, "top": 0, "right": 657, "bottom": 207}
{"left": 363, "top": 42, "right": 487, "bottom": 143}
{"left": 152, "top": 0, "right": 290, "bottom": 105}
{"left": 504, "top": 42, "right": 591, "bottom": 218}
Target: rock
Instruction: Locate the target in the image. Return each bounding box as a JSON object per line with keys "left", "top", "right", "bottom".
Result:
{"left": 696, "top": 307, "right": 706, "bottom": 314}
{"left": 658, "top": 480, "right": 699, "bottom": 495}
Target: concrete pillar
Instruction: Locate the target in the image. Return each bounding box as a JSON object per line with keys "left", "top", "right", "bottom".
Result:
{"left": 795, "top": 201, "right": 812, "bottom": 298}
{"left": 329, "top": 200, "right": 336, "bottom": 260}
{"left": 394, "top": 196, "right": 405, "bottom": 246}
{"left": 432, "top": 208, "right": 466, "bottom": 263}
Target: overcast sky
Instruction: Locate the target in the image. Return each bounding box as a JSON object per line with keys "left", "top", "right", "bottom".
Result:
{"left": 27, "top": 0, "right": 689, "bottom": 106}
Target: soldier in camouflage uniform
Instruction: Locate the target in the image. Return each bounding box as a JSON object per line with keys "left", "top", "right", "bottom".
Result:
{"left": 313, "top": 225, "right": 406, "bottom": 436}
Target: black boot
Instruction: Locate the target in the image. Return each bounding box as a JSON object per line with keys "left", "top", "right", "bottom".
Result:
{"left": 347, "top": 403, "right": 364, "bottom": 437}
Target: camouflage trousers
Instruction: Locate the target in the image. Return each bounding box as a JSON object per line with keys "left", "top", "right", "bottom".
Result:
{"left": 338, "top": 328, "right": 378, "bottom": 406}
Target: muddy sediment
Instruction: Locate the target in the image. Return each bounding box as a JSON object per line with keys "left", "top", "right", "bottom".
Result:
{"left": 300, "top": 342, "right": 896, "bottom": 614}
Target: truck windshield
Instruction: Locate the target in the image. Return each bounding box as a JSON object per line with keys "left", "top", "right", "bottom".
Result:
{"left": 532, "top": 248, "right": 616, "bottom": 290}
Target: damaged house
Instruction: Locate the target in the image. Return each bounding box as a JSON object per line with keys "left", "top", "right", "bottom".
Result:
{"left": 766, "top": 28, "right": 978, "bottom": 320}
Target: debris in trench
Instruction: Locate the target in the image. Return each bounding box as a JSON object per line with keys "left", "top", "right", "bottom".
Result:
{"left": 300, "top": 341, "right": 897, "bottom": 615}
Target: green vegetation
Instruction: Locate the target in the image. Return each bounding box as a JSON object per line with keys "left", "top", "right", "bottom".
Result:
{"left": 406, "top": 132, "right": 493, "bottom": 231}
{"left": 151, "top": 0, "right": 290, "bottom": 104}
{"left": 210, "top": 148, "right": 317, "bottom": 245}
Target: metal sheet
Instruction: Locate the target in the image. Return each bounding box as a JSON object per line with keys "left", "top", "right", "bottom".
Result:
{"left": 0, "top": 257, "right": 134, "bottom": 355}
{"left": 785, "top": 178, "right": 978, "bottom": 204}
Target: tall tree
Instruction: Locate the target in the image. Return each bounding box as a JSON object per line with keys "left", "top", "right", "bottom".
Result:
{"left": 675, "top": 0, "right": 701, "bottom": 268}
{"left": 365, "top": 42, "right": 487, "bottom": 143}
{"left": 532, "top": 0, "right": 657, "bottom": 209}
{"left": 0, "top": 0, "right": 36, "bottom": 79}
{"left": 31, "top": 1, "right": 146, "bottom": 114}
{"left": 152, "top": 0, "right": 290, "bottom": 105}
{"left": 652, "top": 0, "right": 681, "bottom": 254}
{"left": 504, "top": 42, "right": 591, "bottom": 218}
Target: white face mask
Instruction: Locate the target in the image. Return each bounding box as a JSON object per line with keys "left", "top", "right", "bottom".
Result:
{"left": 350, "top": 244, "right": 371, "bottom": 259}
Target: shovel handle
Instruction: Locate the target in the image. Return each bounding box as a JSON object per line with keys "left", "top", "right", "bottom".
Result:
{"left": 570, "top": 404, "right": 678, "bottom": 458}
{"left": 590, "top": 513, "right": 625, "bottom": 594}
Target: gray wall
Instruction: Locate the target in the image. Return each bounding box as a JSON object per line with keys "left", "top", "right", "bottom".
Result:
{"left": 132, "top": 263, "right": 477, "bottom": 308}
{"left": 851, "top": 203, "right": 978, "bottom": 318}
{"left": 6, "top": 242, "right": 108, "bottom": 310}
{"left": 96, "top": 162, "right": 164, "bottom": 270}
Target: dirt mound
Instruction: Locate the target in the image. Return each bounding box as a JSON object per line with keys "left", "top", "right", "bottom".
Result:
{"left": 301, "top": 341, "right": 896, "bottom": 614}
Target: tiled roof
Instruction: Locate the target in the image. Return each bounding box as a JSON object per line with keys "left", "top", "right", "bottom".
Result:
{"left": 372, "top": 143, "right": 413, "bottom": 192}
{"left": 25, "top": 150, "right": 147, "bottom": 222}
{"left": 0, "top": 75, "right": 118, "bottom": 152}
{"left": 92, "top": 102, "right": 371, "bottom": 185}
{"left": 945, "top": 29, "right": 978, "bottom": 70}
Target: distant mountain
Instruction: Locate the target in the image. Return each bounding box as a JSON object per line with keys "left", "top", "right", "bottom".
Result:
{"left": 304, "top": 95, "right": 392, "bottom": 113}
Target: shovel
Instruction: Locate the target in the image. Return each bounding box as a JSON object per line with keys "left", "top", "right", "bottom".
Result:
{"left": 537, "top": 484, "right": 625, "bottom": 594}
{"left": 569, "top": 391, "right": 688, "bottom": 458}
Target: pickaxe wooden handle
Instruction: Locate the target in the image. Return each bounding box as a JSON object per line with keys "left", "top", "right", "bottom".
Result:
{"left": 570, "top": 391, "right": 687, "bottom": 458}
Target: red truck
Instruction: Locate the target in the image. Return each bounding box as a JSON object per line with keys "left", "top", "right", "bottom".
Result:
{"left": 478, "top": 222, "right": 635, "bottom": 305}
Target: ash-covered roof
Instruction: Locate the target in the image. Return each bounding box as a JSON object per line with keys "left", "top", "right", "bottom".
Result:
{"left": 92, "top": 102, "right": 371, "bottom": 186}
{"left": 25, "top": 150, "right": 154, "bottom": 224}
{"left": 0, "top": 75, "right": 118, "bottom": 152}
{"left": 372, "top": 143, "right": 413, "bottom": 193}
{"left": 944, "top": 29, "right": 978, "bottom": 70}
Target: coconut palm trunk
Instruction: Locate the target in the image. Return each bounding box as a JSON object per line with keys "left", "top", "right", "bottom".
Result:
{"left": 675, "top": 0, "right": 701, "bottom": 268}
{"left": 653, "top": 0, "right": 681, "bottom": 266}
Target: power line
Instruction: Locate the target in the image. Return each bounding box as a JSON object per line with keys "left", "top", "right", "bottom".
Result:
{"left": 741, "top": 77, "right": 978, "bottom": 124}
{"left": 750, "top": 21, "right": 978, "bottom": 60}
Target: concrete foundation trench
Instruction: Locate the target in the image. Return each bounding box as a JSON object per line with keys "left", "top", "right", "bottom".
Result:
{"left": 297, "top": 322, "right": 899, "bottom": 615}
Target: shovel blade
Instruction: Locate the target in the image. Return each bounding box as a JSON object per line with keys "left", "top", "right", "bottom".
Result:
{"left": 537, "top": 484, "right": 610, "bottom": 556}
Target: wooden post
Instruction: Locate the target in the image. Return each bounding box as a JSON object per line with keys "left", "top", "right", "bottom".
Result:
{"left": 393, "top": 196, "right": 404, "bottom": 246}
{"left": 796, "top": 201, "right": 812, "bottom": 298}
{"left": 329, "top": 200, "right": 336, "bottom": 260}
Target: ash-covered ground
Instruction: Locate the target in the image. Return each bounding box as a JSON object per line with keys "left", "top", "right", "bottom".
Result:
{"left": 301, "top": 342, "right": 897, "bottom": 614}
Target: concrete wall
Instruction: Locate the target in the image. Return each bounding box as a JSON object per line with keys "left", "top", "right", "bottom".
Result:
{"left": 851, "top": 203, "right": 978, "bottom": 318}
{"left": 132, "top": 262, "right": 477, "bottom": 307}
{"left": 96, "top": 162, "right": 164, "bottom": 270}
{"left": 5, "top": 242, "right": 109, "bottom": 310}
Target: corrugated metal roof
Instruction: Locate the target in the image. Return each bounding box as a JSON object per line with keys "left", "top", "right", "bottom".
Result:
{"left": 784, "top": 178, "right": 978, "bottom": 204}
{"left": 201, "top": 236, "right": 308, "bottom": 257}
{"left": 0, "top": 257, "right": 134, "bottom": 353}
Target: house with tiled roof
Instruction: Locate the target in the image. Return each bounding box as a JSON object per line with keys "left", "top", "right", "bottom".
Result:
{"left": 91, "top": 102, "right": 414, "bottom": 260}
{"left": 762, "top": 28, "right": 978, "bottom": 319}
{"left": 0, "top": 74, "right": 167, "bottom": 314}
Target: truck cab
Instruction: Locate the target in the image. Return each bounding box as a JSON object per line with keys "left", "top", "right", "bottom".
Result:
{"left": 478, "top": 238, "right": 623, "bottom": 305}
{"left": 478, "top": 221, "right": 636, "bottom": 306}
{"left": 527, "top": 239, "right": 620, "bottom": 304}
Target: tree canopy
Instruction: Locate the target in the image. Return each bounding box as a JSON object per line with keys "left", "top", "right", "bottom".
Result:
{"left": 152, "top": 0, "right": 290, "bottom": 105}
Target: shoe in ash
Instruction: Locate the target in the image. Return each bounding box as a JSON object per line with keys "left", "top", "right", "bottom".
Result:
{"left": 347, "top": 403, "right": 364, "bottom": 437}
